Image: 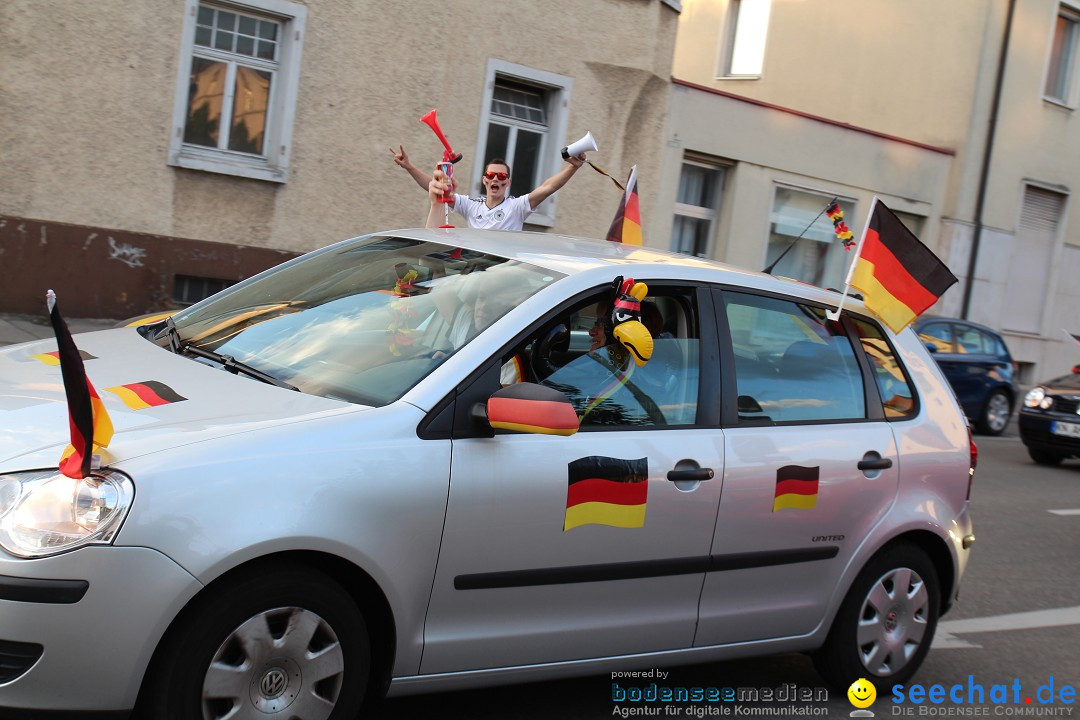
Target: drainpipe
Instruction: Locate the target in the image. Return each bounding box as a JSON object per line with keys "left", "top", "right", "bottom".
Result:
{"left": 962, "top": 0, "right": 1016, "bottom": 319}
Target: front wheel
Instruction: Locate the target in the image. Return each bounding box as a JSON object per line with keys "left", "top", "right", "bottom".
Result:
{"left": 813, "top": 543, "right": 940, "bottom": 690}
{"left": 142, "top": 564, "right": 369, "bottom": 720}
{"left": 1028, "top": 447, "right": 1064, "bottom": 466}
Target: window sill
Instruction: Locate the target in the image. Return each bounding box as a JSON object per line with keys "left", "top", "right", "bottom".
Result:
{"left": 524, "top": 211, "right": 555, "bottom": 228}
{"left": 1041, "top": 95, "right": 1076, "bottom": 111}
{"left": 169, "top": 149, "right": 288, "bottom": 184}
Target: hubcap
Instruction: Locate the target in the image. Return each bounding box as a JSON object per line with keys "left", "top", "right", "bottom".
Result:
{"left": 249, "top": 657, "right": 302, "bottom": 712}
{"left": 986, "top": 393, "right": 1010, "bottom": 432}
{"left": 202, "top": 606, "right": 345, "bottom": 720}
{"left": 856, "top": 567, "right": 929, "bottom": 677}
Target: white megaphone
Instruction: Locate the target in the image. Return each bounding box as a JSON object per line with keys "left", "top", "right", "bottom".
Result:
{"left": 562, "top": 131, "right": 597, "bottom": 159}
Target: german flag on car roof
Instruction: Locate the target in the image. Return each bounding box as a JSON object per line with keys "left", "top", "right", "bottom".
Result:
{"left": 850, "top": 199, "right": 957, "bottom": 333}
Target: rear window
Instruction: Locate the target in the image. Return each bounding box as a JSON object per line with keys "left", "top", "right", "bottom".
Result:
{"left": 852, "top": 317, "right": 916, "bottom": 419}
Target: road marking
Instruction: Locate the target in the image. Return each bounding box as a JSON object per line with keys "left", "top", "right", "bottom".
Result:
{"left": 933, "top": 605, "right": 1080, "bottom": 649}
{"left": 1048, "top": 509, "right": 1080, "bottom": 516}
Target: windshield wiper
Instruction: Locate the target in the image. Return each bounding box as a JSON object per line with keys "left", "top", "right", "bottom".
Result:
{"left": 182, "top": 345, "right": 299, "bottom": 391}
{"left": 152, "top": 317, "right": 297, "bottom": 390}
{"left": 153, "top": 317, "right": 183, "bottom": 354}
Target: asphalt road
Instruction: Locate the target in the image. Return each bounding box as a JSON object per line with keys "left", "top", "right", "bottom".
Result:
{"left": 369, "top": 429, "right": 1080, "bottom": 719}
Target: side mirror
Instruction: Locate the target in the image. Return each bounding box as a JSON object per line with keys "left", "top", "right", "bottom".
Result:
{"left": 923, "top": 342, "right": 938, "bottom": 353}
{"left": 477, "top": 383, "right": 579, "bottom": 436}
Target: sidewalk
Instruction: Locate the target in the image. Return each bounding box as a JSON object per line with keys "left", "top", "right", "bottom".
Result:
{"left": 0, "top": 313, "right": 116, "bottom": 347}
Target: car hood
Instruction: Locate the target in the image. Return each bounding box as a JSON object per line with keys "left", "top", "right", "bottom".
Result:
{"left": 1041, "top": 372, "right": 1080, "bottom": 394}
{"left": 0, "top": 328, "right": 360, "bottom": 473}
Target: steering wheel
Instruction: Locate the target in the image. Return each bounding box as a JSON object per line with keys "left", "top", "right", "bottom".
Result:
{"left": 529, "top": 323, "right": 570, "bottom": 382}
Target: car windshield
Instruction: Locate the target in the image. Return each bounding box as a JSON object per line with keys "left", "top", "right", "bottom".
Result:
{"left": 155, "top": 235, "right": 564, "bottom": 406}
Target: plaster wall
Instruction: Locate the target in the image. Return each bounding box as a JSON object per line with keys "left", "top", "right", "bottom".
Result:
{"left": 0, "top": 0, "right": 677, "bottom": 257}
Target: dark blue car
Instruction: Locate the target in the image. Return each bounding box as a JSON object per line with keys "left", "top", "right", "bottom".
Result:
{"left": 914, "top": 317, "right": 1019, "bottom": 435}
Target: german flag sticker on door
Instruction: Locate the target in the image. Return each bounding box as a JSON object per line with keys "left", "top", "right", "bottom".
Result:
{"left": 772, "top": 465, "right": 819, "bottom": 511}
{"left": 564, "top": 456, "right": 648, "bottom": 531}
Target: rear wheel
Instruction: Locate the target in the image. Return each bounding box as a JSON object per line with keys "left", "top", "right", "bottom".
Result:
{"left": 1028, "top": 447, "right": 1064, "bottom": 466}
{"left": 975, "top": 389, "right": 1011, "bottom": 435}
{"left": 143, "top": 564, "right": 369, "bottom": 720}
{"left": 813, "top": 543, "right": 939, "bottom": 690}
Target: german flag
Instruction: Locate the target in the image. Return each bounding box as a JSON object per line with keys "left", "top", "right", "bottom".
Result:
{"left": 850, "top": 199, "right": 957, "bottom": 332}
{"left": 29, "top": 349, "right": 96, "bottom": 365}
{"left": 564, "top": 456, "right": 648, "bottom": 531}
{"left": 772, "top": 465, "right": 819, "bottom": 512}
{"left": 605, "top": 165, "right": 642, "bottom": 246}
{"left": 487, "top": 383, "right": 579, "bottom": 436}
{"left": 47, "top": 291, "right": 114, "bottom": 479}
{"left": 106, "top": 381, "right": 187, "bottom": 410}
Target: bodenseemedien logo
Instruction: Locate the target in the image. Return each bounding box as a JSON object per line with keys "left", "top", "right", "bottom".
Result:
{"left": 849, "top": 678, "right": 878, "bottom": 717}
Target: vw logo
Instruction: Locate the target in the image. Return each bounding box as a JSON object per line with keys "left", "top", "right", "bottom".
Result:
{"left": 260, "top": 668, "right": 288, "bottom": 698}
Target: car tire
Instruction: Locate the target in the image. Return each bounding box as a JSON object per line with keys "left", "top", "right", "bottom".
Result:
{"left": 812, "top": 543, "right": 940, "bottom": 691}
{"left": 1028, "top": 447, "right": 1064, "bottom": 466}
{"left": 143, "top": 563, "right": 369, "bottom": 720}
{"left": 975, "top": 389, "right": 1011, "bottom": 435}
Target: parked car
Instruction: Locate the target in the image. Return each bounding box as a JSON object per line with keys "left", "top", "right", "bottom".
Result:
{"left": 1018, "top": 365, "right": 1080, "bottom": 465}
{"left": 0, "top": 229, "right": 976, "bottom": 717}
{"left": 913, "top": 316, "right": 1019, "bottom": 435}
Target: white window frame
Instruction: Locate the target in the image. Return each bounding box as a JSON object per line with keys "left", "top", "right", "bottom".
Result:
{"left": 169, "top": 0, "right": 306, "bottom": 183}
{"left": 1044, "top": 3, "right": 1080, "bottom": 107}
{"left": 475, "top": 59, "right": 573, "bottom": 228}
{"left": 764, "top": 184, "right": 856, "bottom": 290}
{"left": 671, "top": 159, "right": 727, "bottom": 257}
{"left": 719, "top": 0, "right": 772, "bottom": 78}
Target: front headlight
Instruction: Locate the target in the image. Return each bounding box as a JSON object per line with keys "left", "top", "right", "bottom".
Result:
{"left": 0, "top": 469, "right": 134, "bottom": 558}
{"left": 1024, "top": 387, "right": 1047, "bottom": 409}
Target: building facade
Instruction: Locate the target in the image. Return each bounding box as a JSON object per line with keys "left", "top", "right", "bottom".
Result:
{"left": 656, "top": 0, "right": 1080, "bottom": 382}
{"left": 1, "top": 0, "right": 680, "bottom": 317}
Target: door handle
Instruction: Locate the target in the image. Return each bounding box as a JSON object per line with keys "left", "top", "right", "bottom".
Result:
{"left": 667, "top": 459, "right": 715, "bottom": 482}
{"left": 857, "top": 457, "right": 893, "bottom": 471}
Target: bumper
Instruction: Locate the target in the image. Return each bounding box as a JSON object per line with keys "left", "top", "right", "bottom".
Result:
{"left": 1018, "top": 412, "right": 1080, "bottom": 458}
{"left": 0, "top": 546, "right": 200, "bottom": 712}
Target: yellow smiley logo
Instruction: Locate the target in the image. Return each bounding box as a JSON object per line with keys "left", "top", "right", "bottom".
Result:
{"left": 847, "top": 678, "right": 877, "bottom": 708}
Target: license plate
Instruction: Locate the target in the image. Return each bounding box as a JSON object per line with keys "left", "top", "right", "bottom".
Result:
{"left": 1051, "top": 421, "right": 1080, "bottom": 438}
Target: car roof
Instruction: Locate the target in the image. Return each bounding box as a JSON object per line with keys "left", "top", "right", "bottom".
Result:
{"left": 915, "top": 315, "right": 1003, "bottom": 336}
{"left": 373, "top": 227, "right": 855, "bottom": 310}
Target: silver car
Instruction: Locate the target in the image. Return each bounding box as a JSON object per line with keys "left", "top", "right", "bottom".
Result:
{"left": 0, "top": 229, "right": 975, "bottom": 718}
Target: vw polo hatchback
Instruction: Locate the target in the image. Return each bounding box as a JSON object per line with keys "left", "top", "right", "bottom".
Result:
{"left": 0, "top": 229, "right": 976, "bottom": 719}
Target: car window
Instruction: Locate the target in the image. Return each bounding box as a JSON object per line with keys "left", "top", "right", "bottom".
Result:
{"left": 955, "top": 325, "right": 992, "bottom": 355}
{"left": 918, "top": 323, "right": 954, "bottom": 353}
{"left": 164, "top": 236, "right": 564, "bottom": 406}
{"left": 852, "top": 317, "right": 916, "bottom": 418}
{"left": 508, "top": 288, "right": 700, "bottom": 427}
{"left": 724, "top": 292, "right": 865, "bottom": 423}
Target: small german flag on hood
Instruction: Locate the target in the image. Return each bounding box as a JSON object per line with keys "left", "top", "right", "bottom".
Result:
{"left": 47, "top": 290, "right": 114, "bottom": 479}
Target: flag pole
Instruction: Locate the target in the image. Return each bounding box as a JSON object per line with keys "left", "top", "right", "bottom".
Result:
{"left": 826, "top": 196, "right": 879, "bottom": 321}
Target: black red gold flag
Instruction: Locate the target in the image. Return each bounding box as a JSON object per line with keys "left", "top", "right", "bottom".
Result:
{"left": 47, "top": 290, "right": 114, "bottom": 478}
{"left": 850, "top": 199, "right": 957, "bottom": 332}
{"left": 772, "top": 465, "right": 819, "bottom": 512}
{"left": 564, "top": 456, "right": 648, "bottom": 530}
{"left": 605, "top": 166, "right": 642, "bottom": 245}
